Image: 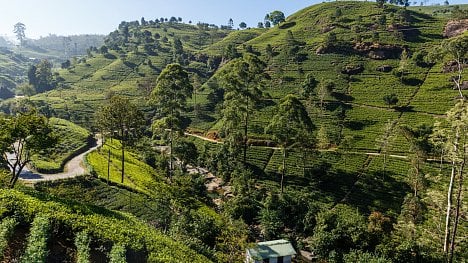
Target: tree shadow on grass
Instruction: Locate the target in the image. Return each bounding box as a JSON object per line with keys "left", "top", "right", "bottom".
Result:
{"left": 123, "top": 61, "right": 138, "bottom": 69}
{"left": 402, "top": 77, "right": 423, "bottom": 86}
{"left": 29, "top": 181, "right": 128, "bottom": 220}
{"left": 331, "top": 92, "right": 354, "bottom": 102}
{"left": 317, "top": 168, "right": 359, "bottom": 202}
{"left": 343, "top": 170, "right": 410, "bottom": 215}
{"left": 394, "top": 105, "right": 414, "bottom": 113}
{"left": 195, "top": 112, "right": 216, "bottom": 122}
{"left": 344, "top": 120, "right": 377, "bottom": 130}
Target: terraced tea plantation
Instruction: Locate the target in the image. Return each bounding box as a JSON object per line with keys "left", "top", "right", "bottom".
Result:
{"left": 0, "top": 1, "right": 466, "bottom": 262}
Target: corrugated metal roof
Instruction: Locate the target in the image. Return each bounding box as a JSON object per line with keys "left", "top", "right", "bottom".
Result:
{"left": 247, "top": 239, "right": 296, "bottom": 260}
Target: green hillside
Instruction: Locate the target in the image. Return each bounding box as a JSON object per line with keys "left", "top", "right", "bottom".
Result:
{"left": 30, "top": 117, "right": 92, "bottom": 173}
{"left": 0, "top": 48, "right": 30, "bottom": 96}
{"left": 0, "top": 1, "right": 467, "bottom": 262}
{"left": 0, "top": 177, "right": 211, "bottom": 262}
{"left": 408, "top": 3, "right": 468, "bottom": 17}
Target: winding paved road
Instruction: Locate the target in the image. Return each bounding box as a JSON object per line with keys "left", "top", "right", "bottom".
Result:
{"left": 9, "top": 137, "right": 101, "bottom": 183}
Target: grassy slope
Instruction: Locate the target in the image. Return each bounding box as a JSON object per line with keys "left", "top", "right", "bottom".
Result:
{"left": 86, "top": 139, "right": 165, "bottom": 193}
{"left": 30, "top": 0, "right": 464, "bottom": 203}
{"left": 0, "top": 186, "right": 210, "bottom": 262}
{"left": 0, "top": 49, "right": 30, "bottom": 90}
{"left": 408, "top": 4, "right": 468, "bottom": 17}
{"left": 28, "top": 22, "right": 231, "bottom": 127}
{"left": 30, "top": 118, "right": 91, "bottom": 173}
{"left": 82, "top": 140, "right": 232, "bottom": 261}
{"left": 186, "top": 3, "right": 466, "bottom": 255}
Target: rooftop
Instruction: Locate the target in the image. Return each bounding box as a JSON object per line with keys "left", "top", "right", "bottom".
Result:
{"left": 247, "top": 239, "right": 296, "bottom": 260}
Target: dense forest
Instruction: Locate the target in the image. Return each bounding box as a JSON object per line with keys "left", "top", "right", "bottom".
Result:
{"left": 0, "top": 1, "right": 467, "bottom": 262}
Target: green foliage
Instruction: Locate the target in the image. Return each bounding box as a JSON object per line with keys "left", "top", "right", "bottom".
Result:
{"left": 173, "top": 139, "right": 198, "bottom": 167}
{"left": 258, "top": 194, "right": 284, "bottom": 240}
{"left": 95, "top": 95, "right": 144, "bottom": 141}
{"left": 223, "top": 44, "right": 240, "bottom": 60}
{"left": 266, "top": 94, "right": 313, "bottom": 147}
{"left": 7, "top": 2, "right": 467, "bottom": 260}
{"left": 86, "top": 139, "right": 162, "bottom": 192}
{"left": 451, "top": 5, "right": 468, "bottom": 19}
{"left": 30, "top": 118, "right": 91, "bottom": 172}
{"left": 109, "top": 243, "right": 126, "bottom": 263}
{"left": 75, "top": 231, "right": 91, "bottom": 263}
{"left": 21, "top": 215, "right": 50, "bottom": 263}
{"left": 13, "top": 22, "right": 26, "bottom": 46}
{"left": 268, "top": 11, "right": 286, "bottom": 25}
{"left": 302, "top": 73, "right": 319, "bottom": 99}
{"left": 220, "top": 54, "right": 265, "bottom": 162}
{"left": 265, "top": 94, "right": 314, "bottom": 192}
{"left": 382, "top": 93, "right": 399, "bottom": 107}
{"left": 343, "top": 250, "right": 391, "bottom": 263}
{"left": 0, "top": 188, "right": 211, "bottom": 262}
{"left": 0, "top": 109, "right": 56, "bottom": 187}
{"left": 151, "top": 63, "right": 193, "bottom": 132}
{"left": 0, "top": 217, "right": 18, "bottom": 259}
{"left": 95, "top": 95, "right": 144, "bottom": 183}
{"left": 0, "top": 87, "right": 14, "bottom": 100}
{"left": 311, "top": 204, "right": 370, "bottom": 259}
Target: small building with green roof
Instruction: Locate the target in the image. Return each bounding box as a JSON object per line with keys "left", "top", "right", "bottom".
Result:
{"left": 246, "top": 239, "right": 296, "bottom": 263}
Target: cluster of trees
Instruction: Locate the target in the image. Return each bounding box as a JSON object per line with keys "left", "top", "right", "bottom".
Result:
{"left": 376, "top": 0, "right": 411, "bottom": 7}
{"left": 257, "top": 11, "right": 286, "bottom": 28}
{"left": 19, "top": 60, "right": 62, "bottom": 96}
{"left": 94, "top": 63, "right": 193, "bottom": 183}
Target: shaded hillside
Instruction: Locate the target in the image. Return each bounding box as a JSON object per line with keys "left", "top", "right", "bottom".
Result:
{"left": 0, "top": 48, "right": 30, "bottom": 95}
{"left": 30, "top": 34, "right": 105, "bottom": 58}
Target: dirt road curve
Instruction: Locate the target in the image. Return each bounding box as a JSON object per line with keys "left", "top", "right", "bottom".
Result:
{"left": 16, "top": 137, "right": 101, "bottom": 183}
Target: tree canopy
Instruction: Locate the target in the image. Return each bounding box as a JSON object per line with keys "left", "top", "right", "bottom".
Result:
{"left": 150, "top": 63, "right": 193, "bottom": 177}
{"left": 95, "top": 95, "right": 144, "bottom": 183}
{"left": 220, "top": 54, "right": 265, "bottom": 163}
{"left": 0, "top": 109, "right": 56, "bottom": 187}
{"left": 13, "top": 22, "right": 26, "bottom": 46}
{"left": 268, "top": 11, "right": 286, "bottom": 25}
{"left": 266, "top": 94, "right": 314, "bottom": 193}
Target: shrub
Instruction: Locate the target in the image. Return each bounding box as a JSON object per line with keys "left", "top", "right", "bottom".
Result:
{"left": 109, "top": 243, "right": 126, "bottom": 263}
{"left": 21, "top": 215, "right": 51, "bottom": 263}
{"left": 0, "top": 217, "right": 18, "bottom": 259}
{"left": 75, "top": 231, "right": 91, "bottom": 263}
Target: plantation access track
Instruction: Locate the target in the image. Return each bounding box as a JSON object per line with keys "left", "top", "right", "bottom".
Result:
{"left": 8, "top": 137, "right": 101, "bottom": 184}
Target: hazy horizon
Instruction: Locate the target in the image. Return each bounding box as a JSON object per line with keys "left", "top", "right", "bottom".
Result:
{"left": 0, "top": 0, "right": 464, "bottom": 40}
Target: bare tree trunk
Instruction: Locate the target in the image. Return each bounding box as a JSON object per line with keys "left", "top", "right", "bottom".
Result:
{"left": 449, "top": 155, "right": 465, "bottom": 263}
{"left": 414, "top": 155, "right": 421, "bottom": 197}
{"left": 10, "top": 163, "right": 27, "bottom": 188}
{"left": 444, "top": 129, "right": 459, "bottom": 253}
{"left": 444, "top": 160, "right": 455, "bottom": 254}
{"left": 455, "top": 56, "right": 464, "bottom": 100}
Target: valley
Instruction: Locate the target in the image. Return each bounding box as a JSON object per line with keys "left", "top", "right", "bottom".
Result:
{"left": 0, "top": 1, "right": 467, "bottom": 262}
